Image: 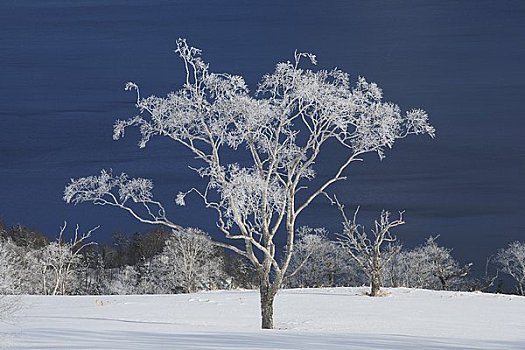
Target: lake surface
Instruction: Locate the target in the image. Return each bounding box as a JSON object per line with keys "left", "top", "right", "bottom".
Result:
{"left": 1, "top": 0, "right": 524, "bottom": 272}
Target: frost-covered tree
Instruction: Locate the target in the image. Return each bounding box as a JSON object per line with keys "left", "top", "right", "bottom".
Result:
{"left": 64, "top": 39, "right": 434, "bottom": 328}
{"left": 151, "top": 228, "right": 225, "bottom": 293}
{"left": 0, "top": 238, "right": 22, "bottom": 294}
{"left": 0, "top": 237, "right": 42, "bottom": 295}
{"left": 383, "top": 236, "right": 471, "bottom": 290}
{"left": 0, "top": 225, "right": 48, "bottom": 295}
{"left": 100, "top": 229, "right": 225, "bottom": 295}
{"left": 337, "top": 204, "right": 404, "bottom": 296}
{"left": 496, "top": 241, "right": 525, "bottom": 295}
{"left": 286, "top": 227, "right": 357, "bottom": 288}
{"left": 15, "top": 249, "right": 40, "bottom": 295}
{"left": 1, "top": 224, "right": 48, "bottom": 249}
{"left": 104, "top": 265, "right": 140, "bottom": 295}
{"left": 378, "top": 242, "right": 404, "bottom": 288}
{"left": 0, "top": 239, "right": 23, "bottom": 322}
{"left": 416, "top": 237, "right": 471, "bottom": 290}
{"left": 37, "top": 223, "right": 97, "bottom": 295}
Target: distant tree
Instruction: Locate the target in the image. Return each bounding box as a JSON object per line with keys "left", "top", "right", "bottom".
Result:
{"left": 378, "top": 242, "right": 404, "bottom": 288}
{"left": 103, "top": 233, "right": 133, "bottom": 268}
{"left": 105, "top": 265, "right": 140, "bottom": 295}
{"left": 1, "top": 224, "right": 48, "bottom": 249}
{"left": 337, "top": 203, "right": 404, "bottom": 296}
{"left": 222, "top": 252, "right": 259, "bottom": 289}
{"left": 384, "top": 236, "right": 471, "bottom": 290}
{"left": 37, "top": 223, "right": 97, "bottom": 295}
{"left": 64, "top": 39, "right": 434, "bottom": 328}
{"left": 286, "top": 227, "right": 357, "bottom": 288}
{"left": 0, "top": 238, "right": 22, "bottom": 294}
{"left": 415, "top": 236, "right": 471, "bottom": 290}
{"left": 495, "top": 241, "right": 525, "bottom": 295}
{"left": 151, "top": 228, "right": 225, "bottom": 293}
{"left": 76, "top": 245, "right": 107, "bottom": 295}
{"left": 0, "top": 237, "right": 41, "bottom": 295}
{"left": 135, "top": 229, "right": 171, "bottom": 261}
{"left": 134, "top": 260, "right": 159, "bottom": 294}
{"left": 461, "top": 256, "right": 498, "bottom": 292}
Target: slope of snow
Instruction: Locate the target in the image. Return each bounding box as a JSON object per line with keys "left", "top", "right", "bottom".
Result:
{"left": 1, "top": 287, "right": 524, "bottom": 349}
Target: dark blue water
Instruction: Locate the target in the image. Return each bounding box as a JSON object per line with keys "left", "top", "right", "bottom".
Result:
{"left": 1, "top": 0, "right": 524, "bottom": 273}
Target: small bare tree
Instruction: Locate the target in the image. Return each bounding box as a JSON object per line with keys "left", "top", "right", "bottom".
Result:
{"left": 496, "top": 241, "right": 525, "bottom": 295}
{"left": 39, "top": 223, "right": 97, "bottom": 295}
{"left": 64, "top": 39, "right": 434, "bottom": 328}
{"left": 337, "top": 203, "right": 404, "bottom": 296}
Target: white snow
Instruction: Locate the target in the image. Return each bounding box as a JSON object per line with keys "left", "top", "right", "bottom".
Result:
{"left": 1, "top": 287, "right": 524, "bottom": 349}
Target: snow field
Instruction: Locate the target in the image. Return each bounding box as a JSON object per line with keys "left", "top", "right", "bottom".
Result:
{"left": 1, "top": 287, "right": 524, "bottom": 349}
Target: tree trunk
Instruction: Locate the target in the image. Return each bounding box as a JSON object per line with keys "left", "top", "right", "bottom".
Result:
{"left": 370, "top": 270, "right": 381, "bottom": 296}
{"left": 259, "top": 275, "right": 276, "bottom": 329}
{"left": 438, "top": 275, "right": 448, "bottom": 290}
{"left": 42, "top": 266, "right": 48, "bottom": 295}
{"left": 370, "top": 252, "right": 382, "bottom": 296}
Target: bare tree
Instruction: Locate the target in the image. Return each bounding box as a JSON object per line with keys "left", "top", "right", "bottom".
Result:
{"left": 38, "top": 223, "right": 97, "bottom": 295}
{"left": 64, "top": 39, "right": 434, "bottom": 328}
{"left": 496, "top": 241, "right": 525, "bottom": 295}
{"left": 337, "top": 204, "right": 404, "bottom": 296}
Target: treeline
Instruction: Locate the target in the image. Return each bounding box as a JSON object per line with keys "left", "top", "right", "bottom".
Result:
{"left": 0, "top": 223, "right": 258, "bottom": 296}
{"left": 0, "top": 221, "right": 523, "bottom": 296}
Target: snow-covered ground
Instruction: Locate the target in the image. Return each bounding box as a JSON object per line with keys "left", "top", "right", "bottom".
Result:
{"left": 1, "top": 287, "right": 523, "bottom": 349}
